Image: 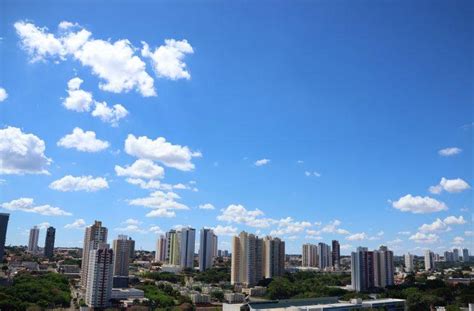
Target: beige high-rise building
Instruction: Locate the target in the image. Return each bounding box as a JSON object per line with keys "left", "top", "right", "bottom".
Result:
{"left": 166, "top": 230, "right": 181, "bottom": 265}
{"left": 231, "top": 232, "right": 284, "bottom": 286}
{"left": 156, "top": 235, "right": 167, "bottom": 262}
{"left": 112, "top": 235, "right": 133, "bottom": 277}
{"left": 85, "top": 243, "right": 113, "bottom": 308}
{"left": 81, "top": 221, "right": 108, "bottom": 287}
{"left": 302, "top": 243, "right": 318, "bottom": 267}
{"left": 404, "top": 253, "right": 414, "bottom": 273}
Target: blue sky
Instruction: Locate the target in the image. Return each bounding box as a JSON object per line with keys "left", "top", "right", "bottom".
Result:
{"left": 0, "top": 0, "right": 472, "bottom": 255}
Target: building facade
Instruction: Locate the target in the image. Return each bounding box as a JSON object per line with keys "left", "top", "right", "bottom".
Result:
{"left": 263, "top": 236, "right": 285, "bottom": 278}
{"left": 44, "top": 226, "right": 56, "bottom": 258}
{"left": 180, "top": 227, "right": 196, "bottom": 269}
{"left": 199, "top": 228, "right": 215, "bottom": 271}
{"left": 155, "top": 235, "right": 167, "bottom": 262}
{"left": 112, "top": 235, "right": 133, "bottom": 277}
{"left": 424, "top": 250, "right": 435, "bottom": 271}
{"left": 0, "top": 213, "right": 9, "bottom": 260}
{"left": 302, "top": 243, "right": 318, "bottom": 267}
{"left": 331, "top": 240, "right": 340, "bottom": 269}
{"left": 404, "top": 253, "right": 414, "bottom": 273}
{"left": 318, "top": 242, "right": 331, "bottom": 270}
{"left": 81, "top": 221, "right": 108, "bottom": 287}
{"left": 85, "top": 244, "right": 114, "bottom": 308}
{"left": 28, "top": 226, "right": 39, "bottom": 253}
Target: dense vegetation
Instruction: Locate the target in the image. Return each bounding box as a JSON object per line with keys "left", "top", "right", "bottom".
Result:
{"left": 0, "top": 272, "right": 71, "bottom": 310}
{"left": 136, "top": 282, "right": 191, "bottom": 308}
{"left": 194, "top": 267, "right": 231, "bottom": 284}
{"left": 140, "top": 271, "right": 184, "bottom": 284}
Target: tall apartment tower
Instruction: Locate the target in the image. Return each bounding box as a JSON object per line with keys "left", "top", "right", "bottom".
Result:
{"left": 28, "top": 226, "right": 39, "bottom": 253}
{"left": 0, "top": 213, "right": 9, "bottom": 260}
{"left": 166, "top": 230, "right": 181, "bottom": 265}
{"left": 81, "top": 221, "right": 108, "bottom": 287}
{"left": 199, "top": 228, "right": 215, "bottom": 272}
{"left": 180, "top": 227, "right": 196, "bottom": 269}
{"left": 128, "top": 237, "right": 135, "bottom": 259}
{"left": 231, "top": 235, "right": 241, "bottom": 284}
{"left": 212, "top": 233, "right": 218, "bottom": 258}
{"left": 155, "top": 235, "right": 167, "bottom": 262}
{"left": 331, "top": 240, "right": 340, "bottom": 269}
{"left": 404, "top": 253, "right": 414, "bottom": 273}
{"left": 453, "top": 248, "right": 460, "bottom": 261}
{"left": 231, "top": 231, "right": 261, "bottom": 286}
{"left": 302, "top": 243, "right": 318, "bottom": 267}
{"left": 424, "top": 250, "right": 435, "bottom": 271}
{"left": 44, "top": 226, "right": 56, "bottom": 258}
{"left": 85, "top": 243, "right": 114, "bottom": 308}
{"left": 262, "top": 236, "right": 285, "bottom": 278}
{"left": 351, "top": 247, "right": 374, "bottom": 292}
{"left": 373, "top": 246, "right": 394, "bottom": 288}
{"left": 462, "top": 248, "right": 470, "bottom": 262}
{"left": 112, "top": 235, "right": 133, "bottom": 276}
{"left": 318, "top": 242, "right": 331, "bottom": 270}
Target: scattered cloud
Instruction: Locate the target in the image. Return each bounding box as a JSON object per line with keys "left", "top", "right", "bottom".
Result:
{"left": 409, "top": 232, "right": 439, "bottom": 244}
{"left": 63, "top": 77, "right": 93, "bottom": 112}
{"left": 57, "top": 127, "right": 109, "bottom": 152}
{"left": 305, "top": 171, "right": 321, "bottom": 177}
{"left": 254, "top": 159, "right": 270, "bottom": 167}
{"left": 1, "top": 197, "right": 71, "bottom": 216}
{"left": 115, "top": 159, "right": 165, "bottom": 179}
{"left": 64, "top": 218, "right": 86, "bottom": 229}
{"left": 443, "top": 215, "right": 467, "bottom": 225}
{"left": 438, "top": 147, "right": 462, "bottom": 157}
{"left": 391, "top": 194, "right": 447, "bottom": 214}
{"left": 217, "top": 204, "right": 269, "bottom": 228}
{"left": 36, "top": 222, "right": 51, "bottom": 230}
{"left": 0, "top": 126, "right": 52, "bottom": 175}
{"left": 49, "top": 175, "right": 109, "bottom": 192}
{"left": 91, "top": 101, "right": 128, "bottom": 127}
{"left": 0, "top": 88, "right": 8, "bottom": 102}
{"left": 129, "top": 190, "right": 189, "bottom": 218}
{"left": 212, "top": 225, "right": 238, "bottom": 236}
{"left": 429, "top": 177, "right": 470, "bottom": 194}
{"left": 452, "top": 236, "right": 464, "bottom": 245}
{"left": 346, "top": 232, "right": 368, "bottom": 241}
{"left": 125, "top": 134, "right": 201, "bottom": 171}
{"left": 199, "top": 203, "right": 215, "bottom": 210}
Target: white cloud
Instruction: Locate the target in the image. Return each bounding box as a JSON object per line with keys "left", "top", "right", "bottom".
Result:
{"left": 91, "top": 101, "right": 128, "bottom": 127}
{"left": 429, "top": 177, "right": 470, "bottom": 194}
{"left": 57, "top": 127, "right": 109, "bottom": 152}
{"left": 141, "top": 39, "right": 193, "bottom": 80}
{"left": 305, "top": 171, "right": 321, "bottom": 177}
{"left": 0, "top": 88, "right": 8, "bottom": 102}
{"left": 0, "top": 126, "right": 52, "bottom": 175}
{"left": 199, "top": 203, "right": 215, "bottom": 210}
{"left": 15, "top": 21, "right": 156, "bottom": 97}
{"left": 438, "top": 147, "right": 462, "bottom": 157}
{"left": 37, "top": 222, "right": 51, "bottom": 230}
{"left": 49, "top": 175, "right": 108, "bottom": 192}
{"left": 443, "top": 215, "right": 466, "bottom": 225}
{"left": 115, "top": 224, "right": 146, "bottom": 234}
{"left": 387, "top": 238, "right": 403, "bottom": 244}
{"left": 63, "top": 77, "right": 93, "bottom": 112}
{"left": 340, "top": 244, "right": 353, "bottom": 250}
{"left": 129, "top": 190, "right": 189, "bottom": 218}
{"left": 254, "top": 159, "right": 270, "bottom": 167}
{"left": 398, "top": 231, "right": 411, "bottom": 235}
{"left": 64, "top": 218, "right": 86, "bottom": 229}
{"left": 124, "top": 134, "right": 201, "bottom": 171}
{"left": 319, "top": 220, "right": 350, "bottom": 235}
{"left": 419, "top": 218, "right": 449, "bottom": 232}
{"left": 124, "top": 218, "right": 141, "bottom": 225}
{"left": 452, "top": 236, "right": 464, "bottom": 245}
{"left": 149, "top": 225, "right": 163, "bottom": 234}
{"left": 115, "top": 159, "right": 165, "bottom": 179}
{"left": 1, "top": 197, "right": 71, "bottom": 216}
{"left": 409, "top": 232, "right": 439, "bottom": 244}
{"left": 212, "top": 225, "right": 238, "bottom": 236}
{"left": 346, "top": 232, "right": 368, "bottom": 241}
{"left": 217, "top": 204, "right": 270, "bottom": 228}
{"left": 270, "top": 217, "right": 311, "bottom": 236}
{"left": 146, "top": 209, "right": 176, "bottom": 218}
{"left": 392, "top": 194, "right": 447, "bottom": 214}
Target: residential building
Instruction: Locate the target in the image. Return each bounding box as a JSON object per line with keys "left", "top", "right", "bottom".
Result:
{"left": 318, "top": 242, "right": 331, "bottom": 270}
{"left": 404, "top": 253, "right": 414, "bottom": 273}
{"left": 81, "top": 221, "right": 108, "bottom": 287}
{"left": 166, "top": 229, "right": 180, "bottom": 265}
{"left": 373, "top": 246, "right": 394, "bottom": 288}
{"left": 85, "top": 243, "right": 114, "bottom": 308}
{"left": 112, "top": 235, "right": 133, "bottom": 276}
{"left": 444, "top": 251, "right": 454, "bottom": 262}
{"left": 231, "top": 231, "right": 262, "bottom": 286}
{"left": 199, "top": 228, "right": 215, "bottom": 271}
{"left": 331, "top": 240, "right": 340, "bottom": 269}
{"left": 155, "top": 235, "right": 167, "bottom": 262}
{"left": 263, "top": 236, "right": 285, "bottom": 278}
{"left": 302, "top": 243, "right": 318, "bottom": 267}
{"left": 212, "top": 232, "right": 218, "bottom": 258}
{"left": 44, "top": 226, "right": 55, "bottom": 258}
{"left": 128, "top": 237, "right": 135, "bottom": 259}
{"left": 180, "top": 227, "right": 196, "bottom": 269}
{"left": 351, "top": 247, "right": 374, "bottom": 292}
{"left": 453, "top": 248, "right": 460, "bottom": 262}
{"left": 28, "top": 226, "right": 39, "bottom": 253}
{"left": 424, "top": 250, "right": 435, "bottom": 271}
{"left": 0, "top": 213, "right": 9, "bottom": 260}
{"left": 462, "top": 248, "right": 470, "bottom": 262}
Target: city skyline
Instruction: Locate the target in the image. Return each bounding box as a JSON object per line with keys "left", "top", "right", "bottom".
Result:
{"left": 0, "top": 1, "right": 472, "bottom": 255}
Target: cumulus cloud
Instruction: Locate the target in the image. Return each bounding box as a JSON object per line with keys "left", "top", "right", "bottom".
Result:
{"left": 419, "top": 219, "right": 449, "bottom": 232}
{"left": 125, "top": 178, "right": 192, "bottom": 192}
{"left": 346, "top": 232, "right": 368, "bottom": 241}
{"left": 443, "top": 215, "right": 467, "bottom": 225}
{"left": 115, "top": 159, "right": 165, "bottom": 179}
{"left": 64, "top": 218, "right": 86, "bottom": 229}
{"left": 141, "top": 39, "right": 193, "bottom": 80}
{"left": 305, "top": 171, "right": 321, "bottom": 177}
{"left": 124, "top": 134, "right": 201, "bottom": 171}
{"left": 129, "top": 190, "right": 189, "bottom": 218}
{"left": 409, "top": 232, "right": 439, "bottom": 244}
{"left": 429, "top": 177, "right": 470, "bottom": 194}
{"left": 199, "top": 203, "right": 215, "bottom": 210}
{"left": 452, "top": 236, "right": 464, "bottom": 245}
{"left": 91, "top": 101, "right": 128, "bottom": 127}
{"left": 391, "top": 194, "right": 447, "bottom": 214}
{"left": 57, "top": 127, "right": 109, "bottom": 152}
{"left": 49, "top": 175, "right": 109, "bottom": 192}
{"left": 63, "top": 77, "right": 93, "bottom": 112}
{"left": 212, "top": 225, "right": 238, "bottom": 236}
{"left": 254, "top": 159, "right": 270, "bottom": 167}
{"left": 217, "top": 204, "right": 270, "bottom": 228}
{"left": 320, "top": 220, "right": 350, "bottom": 235}
{"left": 115, "top": 223, "right": 147, "bottom": 234}
{"left": 1, "top": 197, "right": 71, "bottom": 216}
{"left": 0, "top": 88, "right": 8, "bottom": 102}
{"left": 0, "top": 126, "right": 52, "bottom": 175}
{"left": 438, "top": 147, "right": 462, "bottom": 157}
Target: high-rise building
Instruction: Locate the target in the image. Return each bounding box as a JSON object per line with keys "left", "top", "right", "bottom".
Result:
{"left": 128, "top": 237, "right": 135, "bottom": 259}
{"left": 302, "top": 243, "right": 318, "bottom": 267}
{"left": 166, "top": 230, "right": 180, "bottom": 265}
{"left": 231, "top": 235, "right": 241, "bottom": 284}
{"left": 112, "top": 235, "right": 133, "bottom": 277}
{"left": 444, "top": 251, "right": 454, "bottom": 262}
{"left": 212, "top": 232, "right": 218, "bottom": 259}
{"left": 180, "top": 227, "right": 196, "bottom": 269}
{"left": 318, "top": 242, "right": 331, "bottom": 270}
{"left": 462, "top": 248, "right": 470, "bottom": 262}
{"left": 262, "top": 236, "right": 285, "bottom": 278}
{"left": 0, "top": 213, "right": 9, "bottom": 260}
{"left": 332, "top": 240, "right": 340, "bottom": 269}
{"left": 404, "top": 253, "right": 414, "bottom": 273}
{"left": 85, "top": 243, "right": 114, "bottom": 308}
{"left": 81, "top": 221, "right": 108, "bottom": 287}
{"left": 424, "top": 250, "right": 435, "bottom": 271}
{"left": 199, "top": 228, "right": 215, "bottom": 272}
{"left": 44, "top": 226, "right": 56, "bottom": 259}
{"left": 28, "top": 226, "right": 39, "bottom": 253}
{"left": 351, "top": 247, "right": 374, "bottom": 292}
{"left": 453, "top": 248, "right": 460, "bottom": 262}
{"left": 155, "top": 235, "right": 167, "bottom": 262}
{"left": 373, "top": 246, "right": 394, "bottom": 288}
